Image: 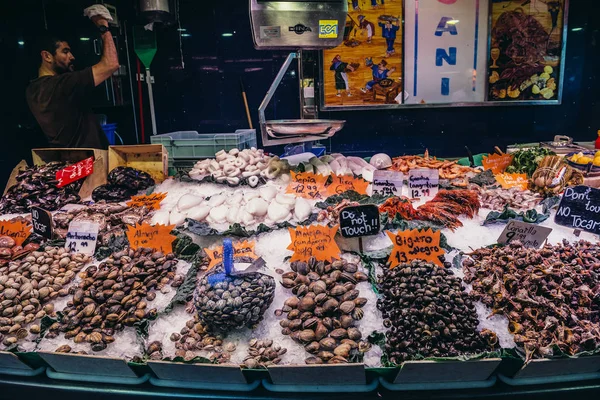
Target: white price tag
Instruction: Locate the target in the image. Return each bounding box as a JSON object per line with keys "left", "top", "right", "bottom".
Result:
{"left": 408, "top": 168, "right": 439, "bottom": 199}
{"left": 373, "top": 170, "right": 404, "bottom": 197}
{"left": 65, "top": 221, "right": 99, "bottom": 256}
{"left": 497, "top": 220, "right": 552, "bottom": 248}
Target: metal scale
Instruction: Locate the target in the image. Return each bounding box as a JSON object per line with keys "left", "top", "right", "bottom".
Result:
{"left": 250, "top": 0, "right": 348, "bottom": 146}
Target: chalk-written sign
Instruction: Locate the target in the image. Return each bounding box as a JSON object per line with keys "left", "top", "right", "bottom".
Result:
{"left": 31, "top": 207, "right": 53, "bottom": 239}
{"left": 555, "top": 185, "right": 600, "bottom": 235}
{"left": 497, "top": 220, "right": 552, "bottom": 248}
{"left": 408, "top": 168, "right": 439, "bottom": 198}
{"left": 339, "top": 205, "right": 380, "bottom": 238}
{"left": 373, "top": 170, "right": 404, "bottom": 197}
{"left": 65, "top": 221, "right": 99, "bottom": 256}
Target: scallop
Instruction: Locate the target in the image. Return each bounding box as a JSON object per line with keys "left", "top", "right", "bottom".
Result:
{"left": 207, "top": 194, "right": 226, "bottom": 207}
{"left": 227, "top": 206, "right": 240, "bottom": 224}
{"left": 244, "top": 191, "right": 260, "bottom": 202}
{"left": 275, "top": 194, "right": 296, "bottom": 210}
{"left": 294, "top": 197, "right": 312, "bottom": 221}
{"left": 177, "top": 194, "right": 204, "bottom": 212}
{"left": 187, "top": 206, "right": 211, "bottom": 221}
{"left": 209, "top": 205, "right": 229, "bottom": 223}
{"left": 152, "top": 209, "right": 171, "bottom": 225}
{"left": 268, "top": 201, "right": 291, "bottom": 223}
{"left": 226, "top": 193, "right": 244, "bottom": 206}
{"left": 240, "top": 210, "right": 255, "bottom": 225}
{"left": 246, "top": 198, "right": 268, "bottom": 217}
{"left": 259, "top": 186, "right": 278, "bottom": 202}
{"left": 169, "top": 210, "right": 186, "bottom": 226}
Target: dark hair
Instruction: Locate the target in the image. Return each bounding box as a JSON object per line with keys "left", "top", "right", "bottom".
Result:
{"left": 37, "top": 33, "right": 65, "bottom": 55}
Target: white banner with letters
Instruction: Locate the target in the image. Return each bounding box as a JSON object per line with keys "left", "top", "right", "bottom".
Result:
{"left": 404, "top": 0, "right": 489, "bottom": 104}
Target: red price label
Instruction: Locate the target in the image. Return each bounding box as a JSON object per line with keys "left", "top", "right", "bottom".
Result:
{"left": 56, "top": 157, "right": 94, "bottom": 188}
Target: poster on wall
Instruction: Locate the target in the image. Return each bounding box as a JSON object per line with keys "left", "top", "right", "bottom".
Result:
{"left": 488, "top": 0, "right": 565, "bottom": 101}
{"left": 322, "top": 0, "right": 403, "bottom": 109}
{"left": 404, "top": 0, "right": 490, "bottom": 104}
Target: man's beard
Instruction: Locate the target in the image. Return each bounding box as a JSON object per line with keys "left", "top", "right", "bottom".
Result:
{"left": 53, "top": 63, "right": 73, "bottom": 74}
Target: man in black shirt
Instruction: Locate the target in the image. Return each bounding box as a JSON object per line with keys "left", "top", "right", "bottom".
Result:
{"left": 26, "top": 13, "right": 119, "bottom": 149}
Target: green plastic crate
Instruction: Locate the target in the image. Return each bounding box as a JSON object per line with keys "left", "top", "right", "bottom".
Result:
{"left": 151, "top": 130, "right": 257, "bottom": 161}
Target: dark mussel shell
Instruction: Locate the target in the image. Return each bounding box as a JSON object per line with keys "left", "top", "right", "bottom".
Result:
{"left": 92, "top": 184, "right": 137, "bottom": 203}
{"left": 108, "top": 167, "right": 155, "bottom": 191}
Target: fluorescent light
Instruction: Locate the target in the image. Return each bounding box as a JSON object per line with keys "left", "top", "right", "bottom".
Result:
{"left": 177, "top": 28, "right": 187, "bottom": 32}
{"left": 181, "top": 33, "right": 192, "bottom": 37}
{"left": 571, "top": 27, "right": 583, "bottom": 32}
{"left": 222, "top": 33, "right": 233, "bottom": 37}
{"left": 447, "top": 19, "right": 459, "bottom": 25}
{"left": 80, "top": 37, "right": 90, "bottom": 41}
{"left": 17, "top": 41, "right": 24, "bottom": 46}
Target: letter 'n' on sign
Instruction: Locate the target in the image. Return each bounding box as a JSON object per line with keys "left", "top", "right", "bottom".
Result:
{"left": 436, "top": 47, "right": 457, "bottom": 66}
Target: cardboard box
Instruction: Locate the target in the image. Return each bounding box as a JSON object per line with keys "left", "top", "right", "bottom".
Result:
{"left": 108, "top": 145, "right": 168, "bottom": 184}
{"left": 31, "top": 148, "right": 108, "bottom": 199}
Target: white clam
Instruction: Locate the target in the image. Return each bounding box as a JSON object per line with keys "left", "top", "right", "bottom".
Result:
{"left": 240, "top": 210, "right": 255, "bottom": 225}
{"left": 259, "top": 186, "right": 278, "bottom": 202}
{"left": 294, "top": 197, "right": 312, "bottom": 221}
{"left": 276, "top": 194, "right": 296, "bottom": 210}
{"left": 268, "top": 201, "right": 290, "bottom": 222}
{"left": 209, "top": 205, "right": 229, "bottom": 223}
{"left": 208, "top": 194, "right": 226, "bottom": 207}
{"left": 152, "top": 210, "right": 170, "bottom": 225}
{"left": 177, "top": 194, "right": 204, "bottom": 212}
{"left": 244, "top": 191, "right": 260, "bottom": 202}
{"left": 227, "top": 206, "right": 240, "bottom": 224}
{"left": 226, "top": 193, "right": 244, "bottom": 206}
{"left": 187, "top": 206, "right": 211, "bottom": 221}
{"left": 246, "top": 198, "right": 268, "bottom": 217}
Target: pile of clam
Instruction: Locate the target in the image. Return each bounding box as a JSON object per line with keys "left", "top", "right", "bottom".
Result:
{"left": 167, "top": 317, "right": 233, "bottom": 363}
{"left": 464, "top": 240, "right": 600, "bottom": 361}
{"left": 242, "top": 338, "right": 287, "bottom": 369}
{"left": 377, "top": 261, "right": 497, "bottom": 364}
{"left": 0, "top": 162, "right": 82, "bottom": 214}
{"left": 154, "top": 187, "right": 312, "bottom": 227}
{"left": 52, "top": 202, "right": 152, "bottom": 246}
{"left": 194, "top": 269, "right": 275, "bottom": 333}
{"left": 188, "top": 148, "right": 289, "bottom": 187}
{"left": 277, "top": 257, "right": 370, "bottom": 365}
{"left": 47, "top": 248, "right": 179, "bottom": 352}
{"left": 0, "top": 247, "right": 90, "bottom": 347}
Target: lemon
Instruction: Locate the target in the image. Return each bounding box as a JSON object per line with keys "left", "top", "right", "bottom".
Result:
{"left": 544, "top": 66, "right": 553, "bottom": 74}
{"left": 594, "top": 157, "right": 600, "bottom": 167}
{"left": 540, "top": 72, "right": 551, "bottom": 80}
{"left": 532, "top": 85, "right": 541, "bottom": 94}
{"left": 579, "top": 156, "right": 593, "bottom": 165}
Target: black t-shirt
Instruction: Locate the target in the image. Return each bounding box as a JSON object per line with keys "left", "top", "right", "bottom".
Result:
{"left": 26, "top": 67, "right": 109, "bottom": 149}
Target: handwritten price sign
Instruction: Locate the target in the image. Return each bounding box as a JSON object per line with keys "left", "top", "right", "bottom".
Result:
{"left": 287, "top": 225, "right": 341, "bottom": 263}
{"left": 286, "top": 172, "right": 329, "bottom": 200}
{"left": 482, "top": 154, "right": 513, "bottom": 174}
{"left": 0, "top": 219, "right": 31, "bottom": 246}
{"left": 126, "top": 223, "right": 176, "bottom": 254}
{"left": 495, "top": 173, "right": 529, "bottom": 190}
{"left": 204, "top": 240, "right": 258, "bottom": 270}
{"left": 56, "top": 157, "right": 94, "bottom": 188}
{"left": 127, "top": 192, "right": 167, "bottom": 210}
{"left": 326, "top": 175, "right": 369, "bottom": 196}
{"left": 386, "top": 229, "right": 445, "bottom": 268}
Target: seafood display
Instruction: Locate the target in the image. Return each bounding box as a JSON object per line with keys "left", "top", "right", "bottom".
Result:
{"left": 470, "top": 185, "right": 542, "bottom": 211}
{"left": 391, "top": 151, "right": 478, "bottom": 185}
{"left": 298, "top": 154, "right": 377, "bottom": 181}
{"left": 0, "top": 248, "right": 90, "bottom": 347}
{"left": 52, "top": 202, "right": 152, "bottom": 246}
{"left": 92, "top": 167, "right": 155, "bottom": 203}
{"left": 463, "top": 240, "right": 600, "bottom": 361}
{"left": 278, "top": 257, "right": 370, "bottom": 365}
{"left": 47, "top": 248, "right": 179, "bottom": 352}
{"left": 505, "top": 147, "right": 555, "bottom": 177}
{"left": 194, "top": 268, "right": 275, "bottom": 333}
{"left": 530, "top": 156, "right": 584, "bottom": 195}
{"left": 378, "top": 261, "right": 498, "bottom": 363}
{"left": 0, "top": 234, "right": 39, "bottom": 267}
{"left": 166, "top": 317, "right": 232, "bottom": 363}
{"left": 379, "top": 190, "right": 480, "bottom": 231}
{"left": 188, "top": 148, "right": 288, "bottom": 187}
{"left": 154, "top": 188, "right": 313, "bottom": 228}
{"left": 0, "top": 162, "right": 82, "bottom": 214}
{"left": 242, "top": 338, "right": 286, "bottom": 369}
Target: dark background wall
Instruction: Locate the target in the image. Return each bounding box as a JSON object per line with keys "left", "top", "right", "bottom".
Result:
{"left": 1, "top": 0, "right": 598, "bottom": 185}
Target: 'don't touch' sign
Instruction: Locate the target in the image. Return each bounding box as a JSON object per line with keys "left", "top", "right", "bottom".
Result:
{"left": 404, "top": 0, "right": 489, "bottom": 104}
{"left": 555, "top": 185, "right": 600, "bottom": 234}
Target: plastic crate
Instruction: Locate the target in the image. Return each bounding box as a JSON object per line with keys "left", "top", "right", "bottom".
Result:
{"left": 151, "top": 130, "right": 257, "bottom": 160}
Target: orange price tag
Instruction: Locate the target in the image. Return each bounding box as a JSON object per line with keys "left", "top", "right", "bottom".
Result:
{"left": 326, "top": 175, "right": 369, "bottom": 196}
{"left": 495, "top": 173, "right": 529, "bottom": 190}
{"left": 286, "top": 172, "right": 329, "bottom": 200}
{"left": 204, "top": 240, "right": 258, "bottom": 271}
{"left": 287, "top": 225, "right": 341, "bottom": 263}
{"left": 386, "top": 228, "right": 445, "bottom": 268}
{"left": 482, "top": 154, "right": 513, "bottom": 174}
{"left": 126, "top": 223, "right": 176, "bottom": 254}
{"left": 0, "top": 220, "right": 32, "bottom": 246}
{"left": 127, "top": 192, "right": 167, "bottom": 210}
